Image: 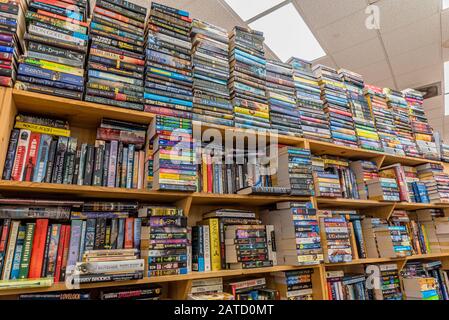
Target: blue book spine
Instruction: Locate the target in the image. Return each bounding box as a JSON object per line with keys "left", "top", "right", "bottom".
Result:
{"left": 66, "top": 220, "right": 82, "bottom": 272}
{"left": 32, "top": 134, "right": 52, "bottom": 183}
{"left": 84, "top": 219, "right": 96, "bottom": 251}
{"left": 10, "top": 226, "right": 26, "bottom": 280}
{"left": 117, "top": 219, "right": 125, "bottom": 249}
{"left": 234, "top": 49, "right": 266, "bottom": 65}
{"left": 144, "top": 93, "right": 193, "bottom": 107}
{"left": 18, "top": 64, "right": 83, "bottom": 86}
{"left": 0, "top": 46, "right": 13, "bottom": 53}
{"left": 78, "top": 221, "right": 87, "bottom": 259}
{"left": 126, "top": 144, "right": 134, "bottom": 189}
{"left": 133, "top": 218, "right": 141, "bottom": 250}
{"left": 148, "top": 67, "right": 192, "bottom": 82}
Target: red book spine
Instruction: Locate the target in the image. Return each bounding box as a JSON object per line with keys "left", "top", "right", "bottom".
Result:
{"left": 11, "top": 130, "right": 31, "bottom": 181}
{"left": 59, "top": 225, "right": 71, "bottom": 281}
{"left": 124, "top": 218, "right": 134, "bottom": 249}
{"left": 28, "top": 219, "right": 49, "bottom": 279}
{"left": 0, "top": 220, "right": 10, "bottom": 254}
{"left": 36, "top": 9, "right": 89, "bottom": 27}
{"left": 207, "top": 155, "right": 212, "bottom": 193}
{"left": 53, "top": 225, "right": 67, "bottom": 282}
{"left": 23, "top": 133, "right": 41, "bottom": 182}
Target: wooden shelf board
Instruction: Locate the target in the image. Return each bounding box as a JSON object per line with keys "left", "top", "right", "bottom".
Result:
{"left": 191, "top": 193, "right": 311, "bottom": 206}
{"left": 12, "top": 89, "right": 155, "bottom": 128}
{"left": 324, "top": 253, "right": 449, "bottom": 267}
{"left": 0, "top": 265, "right": 317, "bottom": 296}
{"left": 316, "top": 198, "right": 392, "bottom": 209}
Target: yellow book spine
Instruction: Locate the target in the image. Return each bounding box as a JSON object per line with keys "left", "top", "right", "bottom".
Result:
{"left": 421, "top": 224, "right": 431, "bottom": 254}
{"left": 14, "top": 121, "right": 70, "bottom": 137}
{"left": 159, "top": 173, "right": 196, "bottom": 181}
{"left": 234, "top": 107, "right": 269, "bottom": 119}
{"left": 202, "top": 154, "right": 208, "bottom": 193}
{"left": 21, "top": 57, "right": 84, "bottom": 76}
{"left": 208, "top": 218, "right": 221, "bottom": 271}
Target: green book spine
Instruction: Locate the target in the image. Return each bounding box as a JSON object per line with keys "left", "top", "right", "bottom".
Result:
{"left": 18, "top": 223, "right": 35, "bottom": 279}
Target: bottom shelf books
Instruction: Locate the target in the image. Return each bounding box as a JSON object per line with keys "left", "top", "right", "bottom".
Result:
{"left": 188, "top": 277, "right": 234, "bottom": 300}
{"left": 225, "top": 277, "right": 279, "bottom": 300}
{"left": 326, "top": 271, "right": 370, "bottom": 300}
{"left": 270, "top": 268, "right": 314, "bottom": 300}
{"left": 402, "top": 277, "right": 440, "bottom": 300}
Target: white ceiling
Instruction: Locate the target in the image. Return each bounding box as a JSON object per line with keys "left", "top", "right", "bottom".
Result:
{"left": 134, "top": 0, "right": 449, "bottom": 142}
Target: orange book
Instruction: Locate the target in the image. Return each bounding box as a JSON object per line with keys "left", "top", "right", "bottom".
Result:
{"left": 124, "top": 218, "right": 134, "bottom": 249}
{"left": 54, "top": 225, "right": 67, "bottom": 282}
{"left": 28, "top": 219, "right": 49, "bottom": 279}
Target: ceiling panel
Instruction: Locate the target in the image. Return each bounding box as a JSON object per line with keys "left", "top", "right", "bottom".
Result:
{"left": 389, "top": 42, "right": 442, "bottom": 76}
{"left": 377, "top": 0, "right": 440, "bottom": 34}
{"left": 350, "top": 59, "right": 393, "bottom": 84}
{"left": 395, "top": 63, "right": 443, "bottom": 90}
{"left": 294, "top": 0, "right": 367, "bottom": 29}
{"left": 372, "top": 77, "right": 396, "bottom": 89}
{"left": 382, "top": 13, "right": 440, "bottom": 57}
{"left": 332, "top": 37, "right": 385, "bottom": 70}
{"left": 312, "top": 55, "right": 338, "bottom": 69}
{"left": 314, "top": 9, "right": 378, "bottom": 53}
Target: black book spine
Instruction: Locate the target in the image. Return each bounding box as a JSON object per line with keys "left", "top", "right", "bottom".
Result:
{"left": 44, "top": 138, "right": 58, "bottom": 183}
{"left": 41, "top": 226, "right": 52, "bottom": 277}
{"left": 72, "top": 145, "right": 82, "bottom": 184}
{"left": 51, "top": 137, "right": 68, "bottom": 184}
{"left": 83, "top": 145, "right": 95, "bottom": 186}
{"left": 98, "top": 218, "right": 106, "bottom": 250}
{"left": 94, "top": 218, "right": 102, "bottom": 250}
{"left": 2, "top": 129, "right": 19, "bottom": 180}
{"left": 115, "top": 142, "right": 123, "bottom": 188}
{"left": 102, "top": 142, "right": 110, "bottom": 187}
{"left": 63, "top": 137, "right": 77, "bottom": 185}
{"left": 93, "top": 144, "right": 105, "bottom": 186}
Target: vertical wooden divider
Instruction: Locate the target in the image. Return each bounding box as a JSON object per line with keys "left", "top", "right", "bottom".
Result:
{"left": 168, "top": 280, "right": 193, "bottom": 300}
{"left": 372, "top": 155, "right": 386, "bottom": 169}
{"left": 0, "top": 88, "right": 16, "bottom": 173}
{"left": 362, "top": 204, "right": 396, "bottom": 220}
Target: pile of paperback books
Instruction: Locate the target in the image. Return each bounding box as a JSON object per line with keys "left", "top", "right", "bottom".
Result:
{"left": 15, "top": 0, "right": 89, "bottom": 99}
{"left": 144, "top": 2, "right": 193, "bottom": 119}
{"left": 0, "top": 0, "right": 25, "bottom": 87}
{"left": 191, "top": 19, "right": 233, "bottom": 127}
{"left": 229, "top": 26, "right": 270, "bottom": 130}
{"left": 85, "top": 0, "right": 147, "bottom": 110}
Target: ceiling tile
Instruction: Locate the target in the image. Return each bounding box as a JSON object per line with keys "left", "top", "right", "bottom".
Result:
{"left": 314, "top": 9, "right": 378, "bottom": 53}
{"left": 332, "top": 37, "right": 385, "bottom": 70}
{"left": 396, "top": 63, "right": 443, "bottom": 90}
{"left": 372, "top": 78, "right": 396, "bottom": 89}
{"left": 377, "top": 0, "right": 440, "bottom": 33}
{"left": 389, "top": 42, "right": 442, "bottom": 76}
{"left": 382, "top": 13, "right": 440, "bottom": 57}
{"left": 294, "top": 0, "right": 367, "bottom": 29}
{"left": 351, "top": 59, "right": 392, "bottom": 84}
{"left": 312, "top": 55, "right": 338, "bottom": 69}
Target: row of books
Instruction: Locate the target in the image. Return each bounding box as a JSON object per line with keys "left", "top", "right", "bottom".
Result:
{"left": 2, "top": 114, "right": 147, "bottom": 189}
{"left": 5, "top": 0, "right": 442, "bottom": 163}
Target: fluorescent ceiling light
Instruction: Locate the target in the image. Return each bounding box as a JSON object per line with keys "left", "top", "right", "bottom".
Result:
{"left": 249, "top": 3, "right": 326, "bottom": 62}
{"left": 224, "top": 0, "right": 285, "bottom": 21}
{"left": 443, "top": 0, "right": 449, "bottom": 10}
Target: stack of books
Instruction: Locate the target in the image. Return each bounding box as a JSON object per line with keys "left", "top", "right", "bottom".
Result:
{"left": 0, "top": 0, "right": 25, "bottom": 87}
{"left": 369, "top": 263, "right": 403, "bottom": 300}
{"left": 314, "top": 65, "right": 357, "bottom": 148}
{"left": 144, "top": 2, "right": 193, "bottom": 118}
{"left": 228, "top": 26, "right": 270, "bottom": 130}
{"left": 320, "top": 216, "right": 352, "bottom": 263}
{"left": 364, "top": 85, "right": 404, "bottom": 155}
{"left": 270, "top": 269, "right": 314, "bottom": 300}
{"left": 366, "top": 167, "right": 401, "bottom": 201}
{"left": 349, "top": 160, "right": 379, "bottom": 200}
{"left": 100, "top": 285, "right": 162, "bottom": 300}
{"left": 188, "top": 278, "right": 234, "bottom": 300}
{"left": 191, "top": 19, "right": 232, "bottom": 127}
{"left": 85, "top": 0, "right": 146, "bottom": 110}
{"left": 339, "top": 69, "right": 382, "bottom": 151}
{"left": 441, "top": 143, "right": 449, "bottom": 162}
{"left": 140, "top": 205, "right": 189, "bottom": 276}
{"left": 276, "top": 146, "right": 314, "bottom": 196}
{"left": 149, "top": 115, "right": 197, "bottom": 191}
{"left": 73, "top": 249, "right": 144, "bottom": 285}
{"left": 326, "top": 271, "right": 370, "bottom": 300}
{"left": 403, "top": 88, "right": 439, "bottom": 160}
{"left": 312, "top": 157, "right": 342, "bottom": 198}
{"left": 225, "top": 277, "right": 278, "bottom": 300}
{"left": 402, "top": 277, "right": 439, "bottom": 300}
{"left": 384, "top": 88, "right": 420, "bottom": 157}
{"left": 402, "top": 261, "right": 449, "bottom": 300}
{"left": 402, "top": 165, "right": 429, "bottom": 203}
{"left": 200, "top": 209, "right": 263, "bottom": 271}
{"left": 224, "top": 225, "right": 273, "bottom": 270}
{"left": 261, "top": 201, "right": 323, "bottom": 266}
{"left": 15, "top": 0, "right": 88, "bottom": 100}
{"left": 289, "top": 57, "right": 331, "bottom": 142}
{"left": 416, "top": 163, "right": 449, "bottom": 203}
{"left": 413, "top": 209, "right": 444, "bottom": 254}
{"left": 321, "top": 156, "right": 359, "bottom": 199}
{"left": 266, "top": 59, "right": 301, "bottom": 136}
{"left": 433, "top": 217, "right": 449, "bottom": 252}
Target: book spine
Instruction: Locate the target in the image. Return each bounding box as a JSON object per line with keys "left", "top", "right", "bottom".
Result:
{"left": 1, "top": 221, "right": 19, "bottom": 280}
{"left": 10, "top": 226, "right": 26, "bottom": 280}
{"left": 45, "top": 224, "right": 61, "bottom": 277}
{"left": 76, "top": 143, "right": 87, "bottom": 185}
{"left": 120, "top": 147, "right": 128, "bottom": 188}
{"left": 117, "top": 219, "right": 125, "bottom": 249}
{"left": 124, "top": 218, "right": 134, "bottom": 249}
{"left": 203, "top": 225, "right": 211, "bottom": 272}
{"left": 93, "top": 143, "right": 105, "bottom": 186}
{"left": 84, "top": 219, "right": 96, "bottom": 252}
{"left": 11, "top": 130, "right": 31, "bottom": 181}
{"left": 78, "top": 221, "right": 87, "bottom": 263}
{"left": 66, "top": 220, "right": 82, "bottom": 276}
{"left": 51, "top": 137, "right": 68, "bottom": 184}
{"left": 54, "top": 225, "right": 67, "bottom": 282}
{"left": 83, "top": 145, "right": 95, "bottom": 186}
{"left": 133, "top": 218, "right": 141, "bottom": 250}
{"left": 115, "top": 142, "right": 124, "bottom": 187}
{"left": 40, "top": 226, "right": 52, "bottom": 277}
{"left": 2, "top": 129, "right": 19, "bottom": 180}
{"left": 28, "top": 219, "right": 49, "bottom": 279}
{"left": 33, "top": 134, "right": 52, "bottom": 183}
{"left": 44, "top": 138, "right": 58, "bottom": 183}
{"left": 208, "top": 218, "right": 221, "bottom": 271}
{"left": 126, "top": 144, "right": 134, "bottom": 188}
{"left": 107, "top": 140, "right": 118, "bottom": 187}
{"left": 18, "top": 223, "right": 35, "bottom": 279}
{"left": 23, "top": 132, "right": 41, "bottom": 181}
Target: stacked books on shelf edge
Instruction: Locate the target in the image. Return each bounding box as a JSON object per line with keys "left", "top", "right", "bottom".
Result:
{"left": 270, "top": 268, "right": 314, "bottom": 300}
{"left": 314, "top": 65, "right": 357, "bottom": 148}
{"left": 266, "top": 59, "right": 301, "bottom": 136}
{"left": 289, "top": 57, "right": 331, "bottom": 142}
{"left": 15, "top": 0, "right": 88, "bottom": 100}
{"left": 188, "top": 277, "right": 234, "bottom": 300}
{"left": 191, "top": 19, "right": 233, "bottom": 127}
{"left": 339, "top": 69, "right": 382, "bottom": 152}
{"left": 85, "top": 0, "right": 146, "bottom": 110}
{"left": 0, "top": 0, "right": 26, "bottom": 87}
{"left": 144, "top": 2, "right": 193, "bottom": 119}
{"left": 229, "top": 26, "right": 270, "bottom": 130}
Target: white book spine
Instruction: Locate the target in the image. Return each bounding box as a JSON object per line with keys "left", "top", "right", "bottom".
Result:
{"left": 1, "top": 221, "right": 20, "bottom": 280}
{"left": 74, "top": 259, "right": 145, "bottom": 274}
{"left": 203, "top": 225, "right": 211, "bottom": 272}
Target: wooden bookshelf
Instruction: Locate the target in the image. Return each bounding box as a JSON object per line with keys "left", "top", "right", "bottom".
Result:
{"left": 2, "top": 88, "right": 449, "bottom": 299}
